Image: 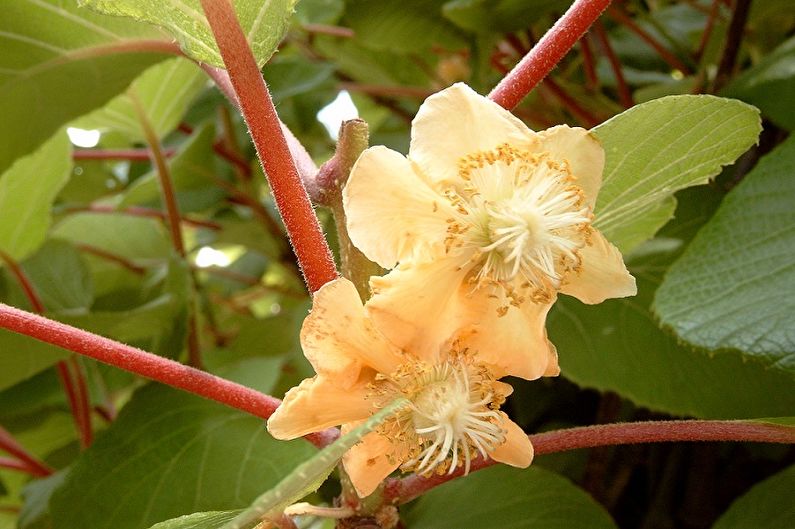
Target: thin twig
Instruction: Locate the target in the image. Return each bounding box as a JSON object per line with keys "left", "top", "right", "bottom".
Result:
{"left": 488, "top": 0, "right": 613, "bottom": 109}
{"left": 592, "top": 20, "right": 633, "bottom": 108}
{"left": 608, "top": 6, "right": 692, "bottom": 74}
{"left": 60, "top": 205, "right": 222, "bottom": 230}
{"left": 696, "top": 0, "right": 722, "bottom": 60}
{"left": 580, "top": 33, "right": 600, "bottom": 90}
{"left": 712, "top": 0, "right": 752, "bottom": 92}
{"left": 0, "top": 425, "right": 55, "bottom": 477}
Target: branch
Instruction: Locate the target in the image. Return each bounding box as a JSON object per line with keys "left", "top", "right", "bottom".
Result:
{"left": 385, "top": 419, "right": 795, "bottom": 504}
{"left": 712, "top": 0, "right": 751, "bottom": 92}
{"left": 488, "top": 0, "right": 613, "bottom": 110}
{"left": 592, "top": 20, "right": 633, "bottom": 108}
{"left": 200, "top": 0, "right": 337, "bottom": 294}
{"left": 0, "top": 425, "right": 55, "bottom": 477}
{"left": 0, "top": 303, "right": 338, "bottom": 448}
{"left": 608, "top": 6, "right": 692, "bottom": 74}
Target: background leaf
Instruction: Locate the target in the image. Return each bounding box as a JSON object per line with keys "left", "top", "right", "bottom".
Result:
{"left": 402, "top": 464, "right": 618, "bottom": 529}
{"left": 712, "top": 464, "right": 795, "bottom": 529}
{"left": 0, "top": 132, "right": 72, "bottom": 261}
{"left": 147, "top": 511, "right": 239, "bottom": 529}
{"left": 654, "top": 135, "right": 795, "bottom": 379}
{"left": 0, "top": 0, "right": 172, "bottom": 174}
{"left": 0, "top": 331, "right": 68, "bottom": 392}
{"left": 79, "top": 0, "right": 297, "bottom": 68}
{"left": 50, "top": 385, "right": 316, "bottom": 529}
{"left": 592, "top": 95, "right": 761, "bottom": 253}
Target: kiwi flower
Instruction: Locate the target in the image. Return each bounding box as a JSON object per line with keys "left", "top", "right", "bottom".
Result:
{"left": 267, "top": 278, "right": 533, "bottom": 497}
{"left": 343, "top": 83, "right": 636, "bottom": 380}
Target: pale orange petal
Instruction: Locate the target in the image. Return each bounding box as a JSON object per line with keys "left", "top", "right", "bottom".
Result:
{"left": 537, "top": 125, "right": 604, "bottom": 207}
{"left": 366, "top": 258, "right": 471, "bottom": 363}
{"left": 561, "top": 230, "right": 637, "bottom": 304}
{"left": 342, "top": 427, "right": 401, "bottom": 497}
{"left": 410, "top": 83, "right": 532, "bottom": 185}
{"left": 302, "top": 278, "right": 402, "bottom": 385}
{"left": 344, "top": 146, "right": 451, "bottom": 269}
{"left": 455, "top": 289, "right": 557, "bottom": 381}
{"left": 489, "top": 413, "right": 534, "bottom": 468}
{"left": 267, "top": 376, "right": 372, "bottom": 440}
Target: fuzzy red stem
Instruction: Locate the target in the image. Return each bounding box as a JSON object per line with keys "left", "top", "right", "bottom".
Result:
{"left": 0, "top": 303, "right": 337, "bottom": 448}
{"left": 488, "top": 0, "right": 613, "bottom": 110}
{"left": 200, "top": 0, "right": 337, "bottom": 294}
{"left": 0, "top": 251, "right": 93, "bottom": 448}
{"left": 0, "top": 425, "right": 55, "bottom": 477}
{"left": 386, "top": 420, "right": 795, "bottom": 503}
{"left": 592, "top": 20, "right": 633, "bottom": 108}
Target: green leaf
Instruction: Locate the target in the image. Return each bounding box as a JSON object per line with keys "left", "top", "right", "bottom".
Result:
{"left": 402, "top": 464, "right": 617, "bottom": 529}
{"left": 50, "top": 384, "right": 316, "bottom": 529}
{"left": 712, "top": 464, "right": 795, "bottom": 529}
{"left": 549, "top": 239, "right": 795, "bottom": 419}
{"left": 344, "top": 0, "right": 465, "bottom": 53}
{"left": 75, "top": 58, "right": 208, "bottom": 142}
{"left": 592, "top": 95, "right": 761, "bottom": 253}
{"left": 654, "top": 136, "right": 795, "bottom": 379}
{"left": 0, "top": 329, "right": 68, "bottom": 393}
{"left": 122, "top": 122, "right": 224, "bottom": 212}
{"left": 17, "top": 240, "right": 93, "bottom": 313}
{"left": 723, "top": 35, "right": 795, "bottom": 130}
{"left": 19, "top": 470, "right": 68, "bottom": 529}
{"left": 0, "top": 132, "right": 72, "bottom": 261}
{"left": 52, "top": 213, "right": 171, "bottom": 261}
{"left": 80, "top": 0, "right": 297, "bottom": 68}
{"left": 0, "top": 0, "right": 172, "bottom": 174}
{"left": 148, "top": 512, "right": 240, "bottom": 529}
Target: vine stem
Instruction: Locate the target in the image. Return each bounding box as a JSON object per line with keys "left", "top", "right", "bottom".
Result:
{"left": 0, "top": 303, "right": 338, "bottom": 449}
{"left": 488, "top": 0, "right": 613, "bottom": 110}
{"left": 200, "top": 0, "right": 337, "bottom": 294}
{"left": 0, "top": 251, "right": 93, "bottom": 449}
{"left": 0, "top": 425, "right": 55, "bottom": 477}
{"left": 385, "top": 419, "right": 795, "bottom": 503}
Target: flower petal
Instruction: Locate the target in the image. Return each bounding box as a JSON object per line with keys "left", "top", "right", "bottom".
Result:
{"left": 302, "top": 278, "right": 402, "bottom": 385}
{"left": 537, "top": 125, "right": 605, "bottom": 207}
{"left": 410, "top": 83, "right": 532, "bottom": 185}
{"left": 267, "top": 376, "right": 372, "bottom": 440}
{"left": 455, "top": 290, "right": 557, "bottom": 380}
{"left": 561, "top": 230, "right": 637, "bottom": 304}
{"left": 342, "top": 427, "right": 401, "bottom": 497}
{"left": 489, "top": 413, "right": 534, "bottom": 468}
{"left": 366, "top": 258, "right": 471, "bottom": 363}
{"left": 344, "top": 146, "right": 451, "bottom": 269}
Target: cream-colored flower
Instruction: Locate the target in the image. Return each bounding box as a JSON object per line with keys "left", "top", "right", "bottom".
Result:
{"left": 343, "top": 83, "right": 636, "bottom": 380}
{"left": 267, "top": 278, "right": 533, "bottom": 497}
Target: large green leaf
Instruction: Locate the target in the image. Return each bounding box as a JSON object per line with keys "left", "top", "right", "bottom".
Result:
{"left": 75, "top": 58, "right": 207, "bottom": 142}
{"left": 592, "top": 95, "right": 761, "bottom": 253}
{"left": 0, "top": 0, "right": 172, "bottom": 174}
{"left": 723, "top": 35, "right": 795, "bottom": 130}
{"left": 80, "top": 0, "right": 297, "bottom": 68}
{"left": 712, "top": 464, "right": 795, "bottom": 529}
{"left": 402, "top": 464, "right": 617, "bottom": 529}
{"left": 0, "top": 132, "right": 71, "bottom": 261}
{"left": 549, "top": 239, "right": 795, "bottom": 419}
{"left": 50, "top": 384, "right": 316, "bottom": 529}
{"left": 148, "top": 512, "right": 239, "bottom": 529}
{"left": 654, "top": 136, "right": 795, "bottom": 379}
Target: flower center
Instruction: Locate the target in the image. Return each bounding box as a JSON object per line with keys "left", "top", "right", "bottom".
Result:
{"left": 445, "top": 144, "right": 593, "bottom": 304}
{"left": 374, "top": 356, "right": 508, "bottom": 476}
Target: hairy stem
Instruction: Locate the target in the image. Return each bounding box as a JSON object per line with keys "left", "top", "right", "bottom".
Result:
{"left": 488, "top": 0, "right": 613, "bottom": 110}
{"left": 200, "top": 0, "right": 337, "bottom": 294}
{"left": 0, "top": 303, "right": 338, "bottom": 448}
{"left": 385, "top": 419, "right": 795, "bottom": 503}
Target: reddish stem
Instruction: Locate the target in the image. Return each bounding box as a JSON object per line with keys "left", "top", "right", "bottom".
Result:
{"left": 67, "top": 357, "right": 94, "bottom": 449}
{"left": 301, "top": 23, "right": 355, "bottom": 38}
{"left": 713, "top": 0, "right": 751, "bottom": 92}
{"left": 541, "top": 77, "right": 601, "bottom": 127}
{"left": 62, "top": 205, "right": 221, "bottom": 230}
{"left": 0, "top": 303, "right": 338, "bottom": 448}
{"left": 200, "top": 0, "right": 337, "bottom": 294}
{"left": 696, "top": 0, "right": 722, "bottom": 60}
{"left": 0, "top": 425, "right": 55, "bottom": 477}
{"left": 0, "top": 251, "right": 93, "bottom": 448}
{"left": 386, "top": 420, "right": 795, "bottom": 503}
{"left": 579, "top": 33, "right": 600, "bottom": 90}
{"left": 488, "top": 0, "right": 613, "bottom": 110}
{"left": 592, "top": 20, "right": 633, "bottom": 108}
{"left": 76, "top": 244, "right": 147, "bottom": 275}
{"left": 608, "top": 6, "right": 692, "bottom": 74}
{"left": 73, "top": 148, "right": 175, "bottom": 161}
